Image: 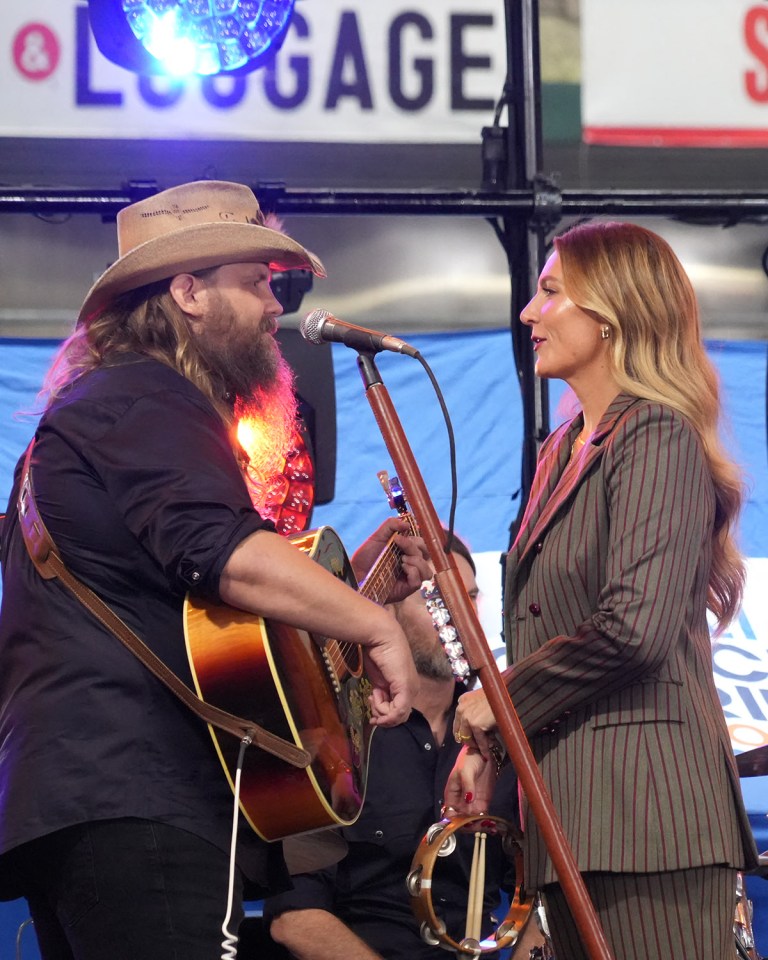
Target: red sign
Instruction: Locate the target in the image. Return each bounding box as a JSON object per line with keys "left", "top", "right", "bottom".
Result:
{"left": 12, "top": 22, "right": 60, "bottom": 81}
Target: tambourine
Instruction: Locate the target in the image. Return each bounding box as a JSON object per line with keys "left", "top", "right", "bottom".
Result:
{"left": 407, "top": 813, "right": 534, "bottom": 956}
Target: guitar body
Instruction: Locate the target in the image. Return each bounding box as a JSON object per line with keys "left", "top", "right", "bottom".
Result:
{"left": 183, "top": 526, "right": 374, "bottom": 841}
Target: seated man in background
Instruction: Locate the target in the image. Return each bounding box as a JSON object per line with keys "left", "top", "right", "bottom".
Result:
{"left": 257, "top": 533, "right": 523, "bottom": 960}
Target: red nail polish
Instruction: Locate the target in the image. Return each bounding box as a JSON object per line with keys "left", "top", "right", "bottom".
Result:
{"left": 464, "top": 792, "right": 473, "bottom": 803}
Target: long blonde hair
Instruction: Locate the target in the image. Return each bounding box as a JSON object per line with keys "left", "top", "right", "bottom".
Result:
{"left": 554, "top": 220, "right": 744, "bottom": 630}
{"left": 43, "top": 277, "right": 234, "bottom": 424}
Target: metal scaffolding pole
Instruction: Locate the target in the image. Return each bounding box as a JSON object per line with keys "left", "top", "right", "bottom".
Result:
{"left": 3, "top": 185, "right": 768, "bottom": 218}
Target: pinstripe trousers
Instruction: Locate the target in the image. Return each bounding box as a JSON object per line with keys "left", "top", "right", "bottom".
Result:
{"left": 541, "top": 866, "right": 737, "bottom": 960}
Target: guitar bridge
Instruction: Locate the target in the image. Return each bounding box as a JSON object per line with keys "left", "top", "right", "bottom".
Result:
{"left": 321, "top": 643, "right": 342, "bottom": 695}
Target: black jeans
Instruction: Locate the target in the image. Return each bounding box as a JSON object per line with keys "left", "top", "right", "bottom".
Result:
{"left": 10, "top": 818, "right": 245, "bottom": 960}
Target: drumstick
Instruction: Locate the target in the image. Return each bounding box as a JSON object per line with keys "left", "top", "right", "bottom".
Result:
{"left": 465, "top": 831, "right": 487, "bottom": 943}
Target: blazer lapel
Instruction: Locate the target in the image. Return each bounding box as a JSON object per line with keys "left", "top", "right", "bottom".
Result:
{"left": 515, "top": 394, "right": 642, "bottom": 569}
{"left": 510, "top": 420, "right": 572, "bottom": 563}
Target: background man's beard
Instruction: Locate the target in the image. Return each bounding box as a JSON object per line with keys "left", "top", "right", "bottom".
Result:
{"left": 411, "top": 645, "right": 456, "bottom": 682}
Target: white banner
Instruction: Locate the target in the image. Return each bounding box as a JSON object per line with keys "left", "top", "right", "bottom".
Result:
{"left": 582, "top": 0, "right": 768, "bottom": 147}
{"left": 714, "top": 559, "right": 768, "bottom": 753}
{"left": 2, "top": 0, "right": 507, "bottom": 143}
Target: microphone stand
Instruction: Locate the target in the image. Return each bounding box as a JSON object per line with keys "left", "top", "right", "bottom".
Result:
{"left": 355, "top": 351, "right": 615, "bottom": 960}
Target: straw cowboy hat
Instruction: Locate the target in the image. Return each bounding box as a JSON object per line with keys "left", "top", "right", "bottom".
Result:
{"left": 78, "top": 180, "right": 325, "bottom": 323}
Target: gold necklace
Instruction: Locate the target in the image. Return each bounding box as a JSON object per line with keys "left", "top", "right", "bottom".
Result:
{"left": 570, "top": 431, "right": 588, "bottom": 459}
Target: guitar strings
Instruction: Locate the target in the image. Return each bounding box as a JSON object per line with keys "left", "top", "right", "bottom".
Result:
{"left": 323, "top": 535, "right": 406, "bottom": 676}
{"left": 323, "top": 516, "right": 418, "bottom": 678}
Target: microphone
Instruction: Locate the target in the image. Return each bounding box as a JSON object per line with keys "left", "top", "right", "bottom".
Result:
{"left": 300, "top": 309, "right": 420, "bottom": 359}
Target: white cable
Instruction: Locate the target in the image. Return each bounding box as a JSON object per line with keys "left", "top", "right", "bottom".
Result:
{"left": 15, "top": 917, "right": 34, "bottom": 960}
{"left": 220, "top": 736, "right": 251, "bottom": 960}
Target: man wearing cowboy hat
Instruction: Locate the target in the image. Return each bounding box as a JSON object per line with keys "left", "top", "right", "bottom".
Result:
{"left": 0, "top": 181, "right": 427, "bottom": 960}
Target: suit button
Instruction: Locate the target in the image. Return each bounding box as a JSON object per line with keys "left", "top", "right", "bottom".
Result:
{"left": 535, "top": 542, "right": 544, "bottom": 553}
{"left": 529, "top": 602, "right": 541, "bottom": 616}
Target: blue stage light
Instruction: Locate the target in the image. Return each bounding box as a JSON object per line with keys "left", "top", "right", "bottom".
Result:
{"left": 88, "top": 0, "right": 297, "bottom": 77}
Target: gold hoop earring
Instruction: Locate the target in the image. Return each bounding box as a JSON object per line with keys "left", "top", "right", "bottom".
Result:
{"left": 600, "top": 325, "right": 610, "bottom": 340}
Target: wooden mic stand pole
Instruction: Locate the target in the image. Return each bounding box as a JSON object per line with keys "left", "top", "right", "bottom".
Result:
{"left": 356, "top": 352, "right": 615, "bottom": 960}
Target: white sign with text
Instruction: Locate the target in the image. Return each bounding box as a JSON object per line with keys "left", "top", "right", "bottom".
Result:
{"left": 582, "top": 0, "right": 768, "bottom": 146}
{"left": 3, "top": 1, "right": 507, "bottom": 143}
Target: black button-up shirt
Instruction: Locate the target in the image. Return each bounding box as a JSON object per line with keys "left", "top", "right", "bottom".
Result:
{"left": 0, "top": 355, "right": 282, "bottom": 897}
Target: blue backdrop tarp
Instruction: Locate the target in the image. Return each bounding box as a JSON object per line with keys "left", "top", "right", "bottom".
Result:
{"left": 2, "top": 334, "right": 766, "bottom": 556}
{"left": 0, "top": 333, "right": 766, "bottom": 954}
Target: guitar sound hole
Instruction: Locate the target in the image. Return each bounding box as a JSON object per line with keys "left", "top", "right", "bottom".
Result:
{"left": 344, "top": 645, "right": 361, "bottom": 673}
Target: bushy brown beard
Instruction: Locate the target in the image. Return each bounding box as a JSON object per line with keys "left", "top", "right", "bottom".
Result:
{"left": 196, "top": 321, "right": 283, "bottom": 402}
{"left": 190, "top": 281, "right": 283, "bottom": 402}
{"left": 193, "top": 290, "right": 300, "bottom": 511}
{"left": 234, "top": 355, "right": 300, "bottom": 504}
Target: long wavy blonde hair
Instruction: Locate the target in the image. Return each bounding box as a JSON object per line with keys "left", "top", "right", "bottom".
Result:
{"left": 554, "top": 220, "right": 745, "bottom": 631}
{"left": 43, "top": 275, "right": 234, "bottom": 425}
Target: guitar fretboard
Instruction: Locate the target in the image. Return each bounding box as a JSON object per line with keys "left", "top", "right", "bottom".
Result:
{"left": 358, "top": 513, "right": 418, "bottom": 607}
{"left": 328, "top": 514, "right": 418, "bottom": 673}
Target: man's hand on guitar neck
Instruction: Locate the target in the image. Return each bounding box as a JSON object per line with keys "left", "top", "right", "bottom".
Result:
{"left": 351, "top": 517, "right": 432, "bottom": 604}
{"left": 351, "top": 516, "right": 429, "bottom": 726}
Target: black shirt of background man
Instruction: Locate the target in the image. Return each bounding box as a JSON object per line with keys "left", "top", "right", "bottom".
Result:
{"left": 263, "top": 687, "right": 519, "bottom": 960}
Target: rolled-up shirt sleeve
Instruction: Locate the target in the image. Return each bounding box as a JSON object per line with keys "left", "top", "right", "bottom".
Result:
{"left": 38, "top": 369, "right": 273, "bottom": 604}
{"left": 93, "top": 388, "right": 271, "bottom": 600}
{"left": 263, "top": 866, "right": 338, "bottom": 920}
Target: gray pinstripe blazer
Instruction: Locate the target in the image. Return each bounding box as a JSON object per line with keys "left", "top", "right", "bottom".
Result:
{"left": 502, "top": 393, "right": 758, "bottom": 888}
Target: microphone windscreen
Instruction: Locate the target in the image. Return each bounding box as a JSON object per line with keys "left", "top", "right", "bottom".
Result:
{"left": 300, "top": 309, "right": 332, "bottom": 344}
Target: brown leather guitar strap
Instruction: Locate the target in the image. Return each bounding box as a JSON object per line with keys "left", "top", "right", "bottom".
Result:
{"left": 17, "top": 440, "right": 310, "bottom": 770}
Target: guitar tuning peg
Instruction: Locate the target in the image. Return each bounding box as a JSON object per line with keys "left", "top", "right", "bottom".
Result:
{"left": 376, "top": 470, "right": 391, "bottom": 500}
{"left": 377, "top": 471, "right": 407, "bottom": 514}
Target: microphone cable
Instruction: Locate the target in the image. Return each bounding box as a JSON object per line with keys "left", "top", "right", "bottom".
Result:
{"left": 413, "top": 351, "right": 459, "bottom": 554}
{"left": 300, "top": 310, "right": 459, "bottom": 560}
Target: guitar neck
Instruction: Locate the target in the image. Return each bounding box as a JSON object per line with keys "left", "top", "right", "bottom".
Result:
{"left": 358, "top": 514, "right": 418, "bottom": 606}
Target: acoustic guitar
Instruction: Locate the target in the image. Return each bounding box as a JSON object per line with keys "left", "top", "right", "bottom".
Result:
{"left": 183, "top": 519, "right": 415, "bottom": 841}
